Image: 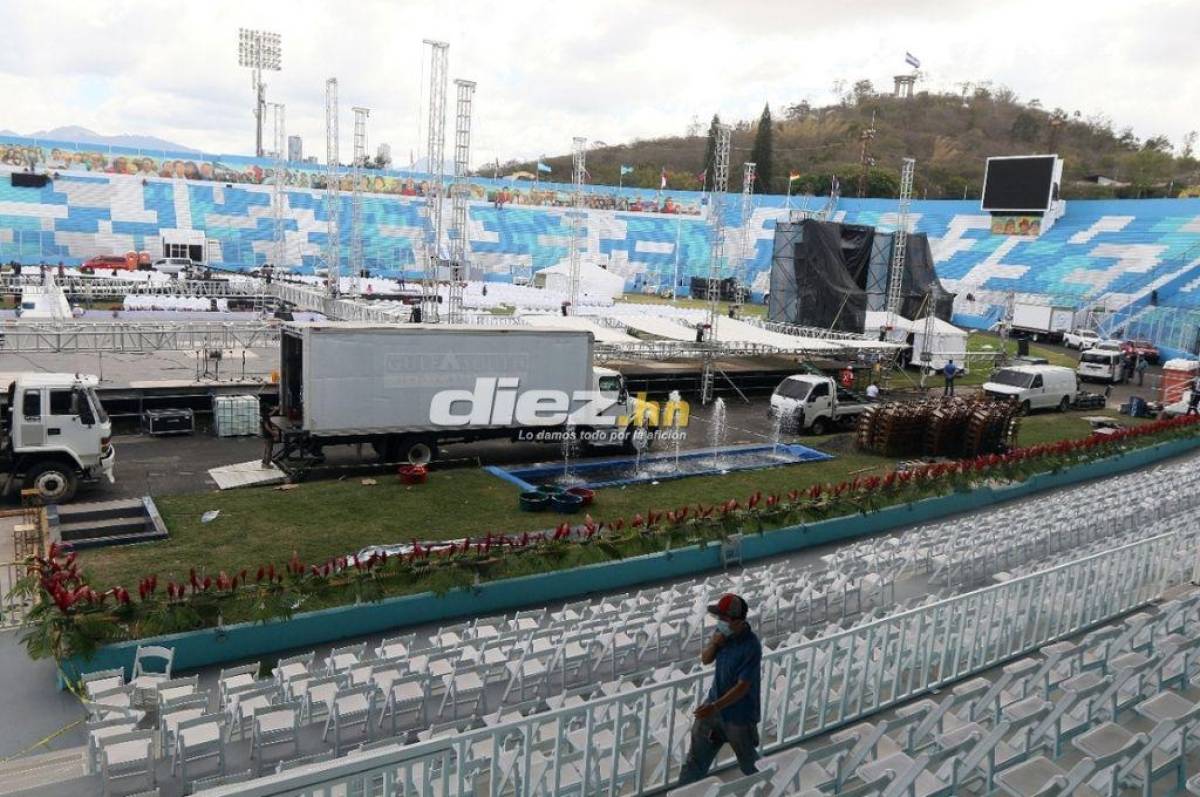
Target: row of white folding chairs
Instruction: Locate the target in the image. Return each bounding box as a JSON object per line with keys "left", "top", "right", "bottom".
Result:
{"left": 783, "top": 594, "right": 1200, "bottom": 796}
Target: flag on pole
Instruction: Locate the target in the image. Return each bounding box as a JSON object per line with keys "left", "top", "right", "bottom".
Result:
{"left": 788, "top": 171, "right": 801, "bottom": 183}
{"left": 660, "top": 167, "right": 668, "bottom": 189}
{"left": 905, "top": 52, "right": 920, "bottom": 68}
{"left": 619, "top": 165, "right": 633, "bottom": 176}
{"left": 696, "top": 168, "right": 707, "bottom": 185}
{"left": 536, "top": 161, "right": 552, "bottom": 173}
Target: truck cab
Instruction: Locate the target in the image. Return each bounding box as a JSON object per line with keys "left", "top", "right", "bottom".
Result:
{"left": 769, "top": 374, "right": 869, "bottom": 435}
{"left": 2, "top": 374, "right": 115, "bottom": 502}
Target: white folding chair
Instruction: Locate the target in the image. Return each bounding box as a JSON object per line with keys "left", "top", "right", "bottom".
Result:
{"left": 130, "top": 644, "right": 174, "bottom": 707}
{"left": 324, "top": 685, "right": 376, "bottom": 754}
{"left": 172, "top": 713, "right": 226, "bottom": 783}
{"left": 98, "top": 729, "right": 155, "bottom": 797}
{"left": 251, "top": 700, "right": 301, "bottom": 772}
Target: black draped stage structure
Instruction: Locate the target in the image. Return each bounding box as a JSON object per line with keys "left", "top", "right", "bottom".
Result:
{"left": 767, "top": 219, "right": 954, "bottom": 332}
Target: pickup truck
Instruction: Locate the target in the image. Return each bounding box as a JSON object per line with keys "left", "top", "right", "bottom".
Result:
{"left": 768, "top": 374, "right": 872, "bottom": 435}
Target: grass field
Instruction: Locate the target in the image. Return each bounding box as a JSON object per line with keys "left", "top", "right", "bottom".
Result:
{"left": 79, "top": 407, "right": 1138, "bottom": 591}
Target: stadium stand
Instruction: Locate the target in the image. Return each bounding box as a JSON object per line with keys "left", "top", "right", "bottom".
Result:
{"left": 4, "top": 134, "right": 1200, "bottom": 354}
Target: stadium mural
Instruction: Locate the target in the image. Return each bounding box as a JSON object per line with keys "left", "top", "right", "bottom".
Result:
{"left": 0, "top": 135, "right": 702, "bottom": 216}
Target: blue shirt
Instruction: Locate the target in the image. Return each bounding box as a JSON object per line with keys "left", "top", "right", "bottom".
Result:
{"left": 943, "top": 363, "right": 957, "bottom": 378}
{"left": 706, "top": 624, "right": 762, "bottom": 724}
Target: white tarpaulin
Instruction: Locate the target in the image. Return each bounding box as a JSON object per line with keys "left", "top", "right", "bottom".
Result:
{"left": 535, "top": 262, "right": 625, "bottom": 300}
{"left": 519, "top": 314, "right": 640, "bottom": 344}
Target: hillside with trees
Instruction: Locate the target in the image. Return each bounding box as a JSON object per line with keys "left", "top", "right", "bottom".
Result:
{"left": 501, "top": 83, "right": 1199, "bottom": 200}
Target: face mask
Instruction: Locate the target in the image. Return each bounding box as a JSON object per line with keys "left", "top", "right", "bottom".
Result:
{"left": 716, "top": 620, "right": 733, "bottom": 636}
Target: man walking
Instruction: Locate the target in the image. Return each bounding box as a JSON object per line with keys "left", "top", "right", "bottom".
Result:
{"left": 942, "top": 359, "right": 959, "bottom": 396}
{"left": 1135, "top": 353, "right": 1148, "bottom": 387}
{"left": 678, "top": 593, "right": 762, "bottom": 785}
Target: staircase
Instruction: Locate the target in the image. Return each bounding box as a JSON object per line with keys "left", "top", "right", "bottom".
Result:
{"left": 49, "top": 497, "right": 168, "bottom": 550}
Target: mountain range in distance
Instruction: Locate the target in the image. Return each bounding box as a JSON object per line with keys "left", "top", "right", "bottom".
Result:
{"left": 0, "top": 125, "right": 197, "bottom": 152}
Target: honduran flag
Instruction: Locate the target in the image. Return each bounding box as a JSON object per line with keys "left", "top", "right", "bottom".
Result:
{"left": 660, "top": 167, "right": 668, "bottom": 189}
{"left": 619, "top": 165, "right": 633, "bottom": 176}
{"left": 905, "top": 52, "right": 920, "bottom": 69}
{"left": 536, "top": 161, "right": 552, "bottom": 173}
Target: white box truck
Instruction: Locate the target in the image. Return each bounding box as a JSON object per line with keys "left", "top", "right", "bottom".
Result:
{"left": 2, "top": 373, "right": 116, "bottom": 502}
{"left": 273, "top": 324, "right": 643, "bottom": 467}
{"left": 1011, "top": 302, "right": 1075, "bottom": 342}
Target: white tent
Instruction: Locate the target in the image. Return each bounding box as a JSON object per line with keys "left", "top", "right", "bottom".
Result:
{"left": 862, "top": 311, "right": 913, "bottom": 344}
{"left": 535, "top": 262, "right": 625, "bottom": 301}
{"left": 911, "top": 316, "right": 968, "bottom": 370}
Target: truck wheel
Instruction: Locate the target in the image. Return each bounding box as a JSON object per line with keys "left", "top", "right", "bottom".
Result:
{"left": 1058, "top": 396, "right": 1071, "bottom": 413}
{"left": 809, "top": 417, "right": 829, "bottom": 436}
{"left": 1019, "top": 400, "right": 1032, "bottom": 416}
{"left": 24, "top": 461, "right": 78, "bottom": 504}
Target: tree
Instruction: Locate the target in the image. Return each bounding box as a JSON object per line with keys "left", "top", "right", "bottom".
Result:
{"left": 852, "top": 80, "right": 875, "bottom": 105}
{"left": 749, "top": 103, "right": 775, "bottom": 193}
{"left": 1182, "top": 131, "right": 1198, "bottom": 160}
{"left": 784, "top": 100, "right": 811, "bottom": 121}
{"left": 702, "top": 114, "right": 721, "bottom": 188}
{"left": 1142, "top": 135, "right": 1172, "bottom": 154}
{"left": 686, "top": 115, "right": 702, "bottom": 138}
{"left": 1118, "top": 127, "right": 1139, "bottom": 150}
{"left": 1010, "top": 111, "right": 1040, "bottom": 143}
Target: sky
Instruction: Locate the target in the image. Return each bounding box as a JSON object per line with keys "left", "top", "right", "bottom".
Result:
{"left": 2, "top": 0, "right": 1197, "bottom": 168}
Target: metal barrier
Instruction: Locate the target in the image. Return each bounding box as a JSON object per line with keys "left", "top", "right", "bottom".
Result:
{"left": 0, "top": 321, "right": 281, "bottom": 353}
{"left": 0, "top": 275, "right": 265, "bottom": 298}
{"left": 202, "top": 522, "right": 1198, "bottom": 797}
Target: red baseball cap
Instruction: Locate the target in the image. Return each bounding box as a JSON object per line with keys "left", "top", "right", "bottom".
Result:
{"left": 707, "top": 593, "right": 748, "bottom": 620}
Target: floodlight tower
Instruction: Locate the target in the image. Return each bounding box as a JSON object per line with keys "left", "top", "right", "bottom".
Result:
{"left": 324, "top": 78, "right": 340, "bottom": 296}
{"left": 270, "top": 103, "right": 286, "bottom": 269}
{"left": 886, "top": 157, "right": 916, "bottom": 330}
{"left": 421, "top": 39, "right": 449, "bottom": 322}
{"left": 237, "top": 28, "right": 281, "bottom": 158}
{"left": 700, "top": 123, "right": 733, "bottom": 404}
{"left": 733, "top": 161, "right": 756, "bottom": 312}
{"left": 447, "top": 79, "right": 476, "bottom": 324}
{"left": 350, "top": 106, "right": 370, "bottom": 296}
{"left": 567, "top": 136, "right": 587, "bottom": 309}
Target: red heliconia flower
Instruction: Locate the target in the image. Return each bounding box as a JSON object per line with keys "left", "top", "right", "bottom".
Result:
{"left": 666, "top": 510, "right": 677, "bottom": 524}
{"left": 230, "top": 576, "right": 240, "bottom": 591}
{"left": 202, "top": 576, "right": 212, "bottom": 591}
{"left": 647, "top": 509, "right": 662, "bottom": 526}
{"left": 766, "top": 494, "right": 779, "bottom": 508}
{"left": 189, "top": 568, "right": 199, "bottom": 589}
{"left": 256, "top": 566, "right": 266, "bottom": 583}
{"left": 808, "top": 483, "right": 823, "bottom": 500}
{"left": 787, "top": 488, "right": 800, "bottom": 502}
{"left": 612, "top": 518, "right": 625, "bottom": 531}
{"left": 584, "top": 515, "right": 597, "bottom": 534}
{"left": 632, "top": 513, "right": 645, "bottom": 528}
{"left": 677, "top": 506, "right": 690, "bottom": 520}
{"left": 267, "top": 563, "right": 276, "bottom": 581}
{"left": 114, "top": 587, "right": 131, "bottom": 605}
{"left": 217, "top": 571, "right": 230, "bottom": 591}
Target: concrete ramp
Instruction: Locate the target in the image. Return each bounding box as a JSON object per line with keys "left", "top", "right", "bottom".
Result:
{"left": 208, "top": 460, "right": 287, "bottom": 490}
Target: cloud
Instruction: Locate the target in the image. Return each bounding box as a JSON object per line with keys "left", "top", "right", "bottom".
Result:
{"left": 1, "top": 0, "right": 1196, "bottom": 165}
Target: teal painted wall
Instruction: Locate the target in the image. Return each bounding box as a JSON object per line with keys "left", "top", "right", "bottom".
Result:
{"left": 59, "top": 435, "right": 1200, "bottom": 685}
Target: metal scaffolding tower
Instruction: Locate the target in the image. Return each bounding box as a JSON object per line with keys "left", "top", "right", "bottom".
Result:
{"left": 733, "top": 161, "right": 756, "bottom": 311}
{"left": 270, "top": 103, "right": 286, "bottom": 270}
{"left": 349, "top": 106, "right": 370, "bottom": 296}
{"left": 421, "top": 39, "right": 449, "bottom": 322}
{"left": 700, "top": 123, "right": 733, "bottom": 404}
{"left": 886, "top": 157, "right": 916, "bottom": 329}
{"left": 567, "top": 136, "right": 587, "bottom": 309}
{"left": 324, "top": 78, "right": 340, "bottom": 296}
{"left": 447, "top": 79, "right": 476, "bottom": 324}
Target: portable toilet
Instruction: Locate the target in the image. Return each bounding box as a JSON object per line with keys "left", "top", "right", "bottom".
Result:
{"left": 1161, "top": 359, "right": 1200, "bottom": 403}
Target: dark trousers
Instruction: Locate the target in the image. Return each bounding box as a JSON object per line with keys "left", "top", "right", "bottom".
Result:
{"left": 943, "top": 378, "right": 955, "bottom": 396}
{"left": 678, "top": 716, "right": 759, "bottom": 785}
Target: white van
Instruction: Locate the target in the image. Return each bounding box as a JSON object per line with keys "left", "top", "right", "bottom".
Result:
{"left": 982, "top": 365, "right": 1077, "bottom": 413}
{"left": 1077, "top": 350, "right": 1123, "bottom": 383}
